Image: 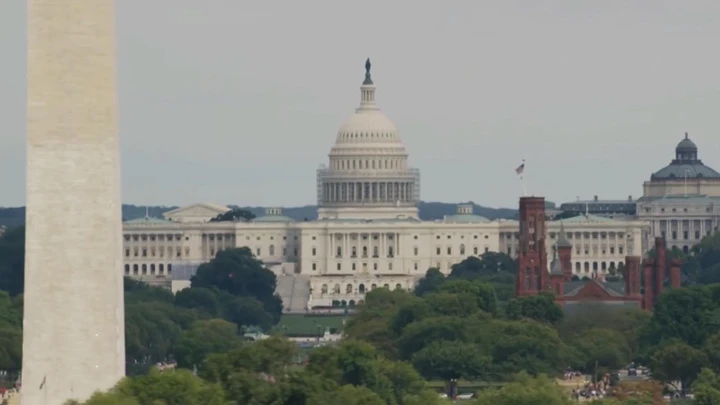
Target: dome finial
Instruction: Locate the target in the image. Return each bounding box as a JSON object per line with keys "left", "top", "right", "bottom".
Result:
{"left": 685, "top": 132, "right": 689, "bottom": 139}
{"left": 363, "top": 58, "right": 373, "bottom": 85}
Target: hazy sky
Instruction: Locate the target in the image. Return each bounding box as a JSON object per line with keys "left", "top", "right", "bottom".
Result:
{"left": 2, "top": 1, "right": 720, "bottom": 209}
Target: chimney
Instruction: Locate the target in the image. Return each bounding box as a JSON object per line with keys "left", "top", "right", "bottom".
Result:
{"left": 654, "top": 237, "right": 666, "bottom": 296}
{"left": 642, "top": 259, "right": 655, "bottom": 310}
{"left": 624, "top": 256, "right": 641, "bottom": 297}
{"left": 669, "top": 258, "right": 682, "bottom": 288}
{"left": 628, "top": 195, "right": 633, "bottom": 202}
{"left": 594, "top": 195, "right": 598, "bottom": 202}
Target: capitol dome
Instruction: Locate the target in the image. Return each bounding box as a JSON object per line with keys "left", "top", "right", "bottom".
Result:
{"left": 316, "top": 59, "right": 420, "bottom": 220}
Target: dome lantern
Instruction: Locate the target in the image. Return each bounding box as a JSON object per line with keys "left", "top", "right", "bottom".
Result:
{"left": 675, "top": 132, "right": 698, "bottom": 162}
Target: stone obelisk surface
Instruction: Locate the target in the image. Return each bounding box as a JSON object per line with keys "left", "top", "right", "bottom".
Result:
{"left": 23, "top": 1, "right": 125, "bottom": 404}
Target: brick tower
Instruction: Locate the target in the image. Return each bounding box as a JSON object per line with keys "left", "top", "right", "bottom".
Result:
{"left": 516, "top": 197, "right": 549, "bottom": 296}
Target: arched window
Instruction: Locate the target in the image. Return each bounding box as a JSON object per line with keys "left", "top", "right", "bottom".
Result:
{"left": 373, "top": 246, "right": 379, "bottom": 257}
{"left": 371, "top": 284, "right": 377, "bottom": 290}
{"left": 346, "top": 284, "right": 353, "bottom": 294}
{"left": 460, "top": 244, "right": 466, "bottom": 255}
{"left": 359, "top": 284, "right": 366, "bottom": 294}
{"left": 592, "top": 262, "right": 598, "bottom": 271}
{"left": 362, "top": 246, "right": 368, "bottom": 257}
{"left": 321, "top": 284, "right": 328, "bottom": 294}
{"left": 395, "top": 283, "right": 402, "bottom": 290}
{"left": 333, "top": 284, "right": 341, "bottom": 294}
{"left": 575, "top": 262, "right": 581, "bottom": 271}
{"left": 141, "top": 264, "right": 147, "bottom": 274}
{"left": 159, "top": 264, "right": 164, "bottom": 272}
{"left": 383, "top": 284, "right": 389, "bottom": 289}
{"left": 388, "top": 246, "right": 394, "bottom": 257}
{"left": 351, "top": 247, "right": 357, "bottom": 258}
{"left": 584, "top": 262, "right": 590, "bottom": 271}
{"left": 133, "top": 264, "right": 138, "bottom": 274}
{"left": 124, "top": 264, "right": 130, "bottom": 274}
{"left": 269, "top": 245, "right": 275, "bottom": 256}
{"left": 168, "top": 264, "right": 172, "bottom": 273}
{"left": 150, "top": 264, "right": 156, "bottom": 274}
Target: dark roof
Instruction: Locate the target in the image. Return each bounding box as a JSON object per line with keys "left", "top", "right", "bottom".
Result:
{"left": 651, "top": 134, "right": 720, "bottom": 181}
{"left": 651, "top": 162, "right": 720, "bottom": 180}
{"left": 676, "top": 136, "right": 697, "bottom": 152}
{"left": 561, "top": 279, "right": 625, "bottom": 297}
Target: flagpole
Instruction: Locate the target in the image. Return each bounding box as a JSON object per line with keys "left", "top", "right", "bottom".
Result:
{"left": 521, "top": 175, "right": 528, "bottom": 197}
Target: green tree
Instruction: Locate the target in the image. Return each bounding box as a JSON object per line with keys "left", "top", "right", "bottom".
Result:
{"left": 413, "top": 268, "right": 444, "bottom": 296}
{"left": 411, "top": 340, "right": 491, "bottom": 382}
{"left": 309, "top": 385, "right": 385, "bottom": 405}
{"left": 489, "top": 319, "right": 567, "bottom": 378}
{"left": 649, "top": 339, "right": 707, "bottom": 394}
{"left": 174, "top": 319, "right": 240, "bottom": 369}
{"left": 643, "top": 286, "right": 717, "bottom": 347}
{"left": 569, "top": 328, "right": 631, "bottom": 377}
{"left": 209, "top": 208, "right": 255, "bottom": 222}
{"left": 474, "top": 371, "right": 573, "bottom": 405}
{"left": 191, "top": 247, "right": 282, "bottom": 323}
{"left": 174, "top": 287, "right": 222, "bottom": 317}
{"left": 505, "top": 292, "right": 563, "bottom": 324}
{"left": 436, "top": 279, "right": 498, "bottom": 316}
{"left": 557, "top": 306, "right": 649, "bottom": 360}
{"left": 0, "top": 226, "right": 24, "bottom": 296}
{"left": 693, "top": 368, "right": 720, "bottom": 405}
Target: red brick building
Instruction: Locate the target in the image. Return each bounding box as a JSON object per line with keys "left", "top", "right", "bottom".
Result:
{"left": 515, "top": 196, "right": 681, "bottom": 311}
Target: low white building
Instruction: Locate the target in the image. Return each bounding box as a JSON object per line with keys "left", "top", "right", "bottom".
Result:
{"left": 122, "top": 60, "right": 649, "bottom": 309}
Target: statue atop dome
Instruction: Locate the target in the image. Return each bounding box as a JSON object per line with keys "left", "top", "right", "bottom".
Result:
{"left": 363, "top": 58, "right": 373, "bottom": 85}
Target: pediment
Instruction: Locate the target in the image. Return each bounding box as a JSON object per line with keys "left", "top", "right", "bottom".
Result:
{"left": 162, "top": 203, "right": 229, "bottom": 220}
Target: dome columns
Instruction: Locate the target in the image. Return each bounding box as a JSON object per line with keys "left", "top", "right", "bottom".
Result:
{"left": 321, "top": 180, "right": 417, "bottom": 206}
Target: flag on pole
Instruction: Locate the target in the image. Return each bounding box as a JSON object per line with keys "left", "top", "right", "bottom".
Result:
{"left": 39, "top": 375, "right": 46, "bottom": 390}
{"left": 515, "top": 161, "right": 525, "bottom": 175}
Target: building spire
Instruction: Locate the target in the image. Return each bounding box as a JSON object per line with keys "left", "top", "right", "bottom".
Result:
{"left": 556, "top": 222, "right": 572, "bottom": 248}
{"left": 358, "top": 58, "right": 378, "bottom": 111}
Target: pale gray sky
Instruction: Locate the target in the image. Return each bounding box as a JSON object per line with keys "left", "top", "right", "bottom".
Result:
{"left": 2, "top": 1, "right": 720, "bottom": 208}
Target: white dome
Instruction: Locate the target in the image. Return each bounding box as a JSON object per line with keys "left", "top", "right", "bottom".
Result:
{"left": 316, "top": 59, "right": 420, "bottom": 221}
{"left": 329, "top": 71, "right": 407, "bottom": 156}
{"left": 335, "top": 110, "right": 401, "bottom": 145}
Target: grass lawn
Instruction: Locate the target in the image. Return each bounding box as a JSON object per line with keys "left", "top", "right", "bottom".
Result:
{"left": 274, "top": 314, "right": 347, "bottom": 335}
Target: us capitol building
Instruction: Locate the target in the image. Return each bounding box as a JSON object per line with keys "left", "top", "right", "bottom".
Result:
{"left": 122, "top": 60, "right": 648, "bottom": 311}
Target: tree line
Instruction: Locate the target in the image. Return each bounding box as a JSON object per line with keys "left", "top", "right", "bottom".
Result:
{"left": 4, "top": 225, "right": 720, "bottom": 404}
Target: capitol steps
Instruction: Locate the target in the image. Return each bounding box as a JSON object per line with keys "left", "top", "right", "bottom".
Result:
{"left": 276, "top": 275, "right": 295, "bottom": 312}
{"left": 288, "top": 275, "right": 311, "bottom": 313}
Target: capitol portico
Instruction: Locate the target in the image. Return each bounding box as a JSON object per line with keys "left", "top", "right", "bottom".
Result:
{"left": 122, "top": 60, "right": 649, "bottom": 310}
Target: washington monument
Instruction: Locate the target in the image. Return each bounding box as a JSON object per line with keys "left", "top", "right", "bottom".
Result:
{"left": 23, "top": 1, "right": 125, "bottom": 404}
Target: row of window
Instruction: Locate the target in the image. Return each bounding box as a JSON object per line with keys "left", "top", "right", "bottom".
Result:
{"left": 125, "top": 247, "right": 185, "bottom": 258}
{"left": 124, "top": 263, "right": 172, "bottom": 276}
{"left": 430, "top": 245, "right": 488, "bottom": 256}
{"left": 330, "top": 157, "right": 405, "bottom": 171}
{"left": 319, "top": 283, "right": 403, "bottom": 295}
{"left": 660, "top": 230, "right": 710, "bottom": 241}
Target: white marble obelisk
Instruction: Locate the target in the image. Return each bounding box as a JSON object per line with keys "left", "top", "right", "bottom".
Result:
{"left": 23, "top": 1, "right": 125, "bottom": 404}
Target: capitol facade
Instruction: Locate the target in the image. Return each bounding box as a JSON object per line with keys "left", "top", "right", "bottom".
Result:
{"left": 122, "top": 61, "right": 648, "bottom": 311}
